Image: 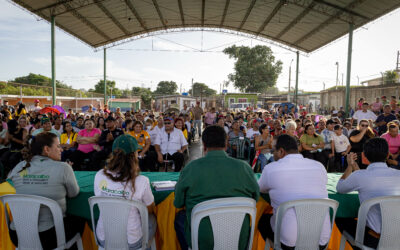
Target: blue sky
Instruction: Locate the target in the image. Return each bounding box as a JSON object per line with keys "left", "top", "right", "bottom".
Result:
{"left": 1, "top": 0, "right": 399, "bottom": 93}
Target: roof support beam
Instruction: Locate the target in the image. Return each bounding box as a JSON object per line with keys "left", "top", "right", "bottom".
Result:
{"left": 220, "top": 0, "right": 230, "bottom": 27}
{"left": 151, "top": 0, "right": 167, "bottom": 29}
{"left": 125, "top": 0, "right": 148, "bottom": 31}
{"left": 95, "top": 0, "right": 129, "bottom": 36}
{"left": 55, "top": 0, "right": 107, "bottom": 16}
{"left": 63, "top": 2, "right": 111, "bottom": 40}
{"left": 238, "top": 0, "right": 257, "bottom": 30}
{"left": 276, "top": 1, "right": 316, "bottom": 39}
{"left": 314, "top": 0, "right": 368, "bottom": 20}
{"left": 177, "top": 0, "right": 185, "bottom": 26}
{"left": 33, "top": 0, "right": 74, "bottom": 13}
{"left": 256, "top": 0, "right": 285, "bottom": 35}
{"left": 201, "top": 0, "right": 205, "bottom": 26}
{"left": 294, "top": 0, "right": 365, "bottom": 45}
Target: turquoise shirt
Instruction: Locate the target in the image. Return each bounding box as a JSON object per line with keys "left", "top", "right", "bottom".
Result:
{"left": 174, "top": 150, "right": 260, "bottom": 249}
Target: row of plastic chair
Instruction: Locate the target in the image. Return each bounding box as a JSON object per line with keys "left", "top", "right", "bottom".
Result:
{"left": 1, "top": 195, "right": 400, "bottom": 250}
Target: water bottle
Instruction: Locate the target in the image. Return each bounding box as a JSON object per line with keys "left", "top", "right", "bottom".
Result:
{"left": 341, "top": 156, "right": 345, "bottom": 169}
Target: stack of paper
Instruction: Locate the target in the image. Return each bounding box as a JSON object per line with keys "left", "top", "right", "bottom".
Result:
{"left": 151, "top": 181, "right": 177, "bottom": 191}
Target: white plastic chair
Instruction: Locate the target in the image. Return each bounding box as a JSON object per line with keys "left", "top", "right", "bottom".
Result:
{"left": 190, "top": 197, "right": 257, "bottom": 250}
{"left": 264, "top": 198, "right": 339, "bottom": 250}
{"left": 0, "top": 194, "right": 83, "bottom": 250}
{"left": 89, "top": 196, "right": 156, "bottom": 250}
{"left": 339, "top": 195, "right": 400, "bottom": 250}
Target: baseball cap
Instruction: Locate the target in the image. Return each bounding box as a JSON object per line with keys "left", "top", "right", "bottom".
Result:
{"left": 41, "top": 117, "right": 50, "bottom": 125}
{"left": 34, "top": 99, "right": 40, "bottom": 103}
{"left": 112, "top": 134, "right": 142, "bottom": 154}
{"left": 164, "top": 117, "right": 173, "bottom": 122}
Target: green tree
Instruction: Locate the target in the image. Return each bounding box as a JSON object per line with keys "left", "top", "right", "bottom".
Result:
{"left": 384, "top": 70, "right": 399, "bottom": 85}
{"left": 132, "top": 87, "right": 153, "bottom": 108}
{"left": 223, "top": 45, "right": 282, "bottom": 93}
{"left": 189, "top": 82, "right": 217, "bottom": 97}
{"left": 13, "top": 73, "right": 71, "bottom": 89}
{"left": 92, "top": 80, "right": 123, "bottom": 97}
{"left": 153, "top": 81, "right": 178, "bottom": 95}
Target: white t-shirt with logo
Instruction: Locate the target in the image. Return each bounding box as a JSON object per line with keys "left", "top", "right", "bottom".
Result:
{"left": 332, "top": 134, "right": 350, "bottom": 153}
{"left": 94, "top": 170, "right": 154, "bottom": 244}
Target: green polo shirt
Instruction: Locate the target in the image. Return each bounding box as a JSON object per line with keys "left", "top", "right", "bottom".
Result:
{"left": 174, "top": 150, "right": 260, "bottom": 250}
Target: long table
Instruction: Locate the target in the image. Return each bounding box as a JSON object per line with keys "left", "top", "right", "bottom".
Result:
{"left": 1, "top": 172, "right": 357, "bottom": 250}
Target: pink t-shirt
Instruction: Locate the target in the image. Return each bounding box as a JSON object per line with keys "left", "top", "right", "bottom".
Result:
{"left": 77, "top": 128, "right": 101, "bottom": 153}
{"left": 204, "top": 112, "right": 216, "bottom": 125}
{"left": 371, "top": 102, "right": 382, "bottom": 112}
{"left": 381, "top": 133, "right": 400, "bottom": 154}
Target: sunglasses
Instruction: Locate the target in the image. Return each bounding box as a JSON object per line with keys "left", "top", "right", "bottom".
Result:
{"left": 164, "top": 122, "right": 171, "bottom": 125}
{"left": 360, "top": 124, "right": 369, "bottom": 128}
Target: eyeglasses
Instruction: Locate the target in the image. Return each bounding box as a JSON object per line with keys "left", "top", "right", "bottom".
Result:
{"left": 164, "top": 122, "right": 171, "bottom": 125}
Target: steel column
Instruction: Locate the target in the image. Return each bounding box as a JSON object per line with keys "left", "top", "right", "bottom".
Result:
{"left": 294, "top": 51, "right": 299, "bottom": 106}
{"left": 51, "top": 16, "right": 56, "bottom": 105}
{"left": 104, "top": 48, "right": 107, "bottom": 105}
{"left": 345, "top": 23, "right": 354, "bottom": 117}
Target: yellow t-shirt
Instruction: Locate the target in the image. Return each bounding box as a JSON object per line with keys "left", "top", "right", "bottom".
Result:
{"left": 127, "top": 130, "right": 150, "bottom": 148}
{"left": 60, "top": 132, "right": 77, "bottom": 145}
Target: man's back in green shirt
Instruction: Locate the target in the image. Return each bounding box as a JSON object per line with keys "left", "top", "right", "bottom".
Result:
{"left": 174, "top": 150, "right": 260, "bottom": 250}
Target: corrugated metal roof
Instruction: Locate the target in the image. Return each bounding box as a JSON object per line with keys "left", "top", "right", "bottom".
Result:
{"left": 11, "top": 0, "right": 400, "bottom": 52}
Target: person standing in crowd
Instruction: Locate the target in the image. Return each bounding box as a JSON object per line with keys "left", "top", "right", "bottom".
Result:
{"left": 60, "top": 121, "right": 77, "bottom": 162}
{"left": 7, "top": 132, "right": 85, "bottom": 249}
{"left": 258, "top": 134, "right": 331, "bottom": 249}
{"left": 94, "top": 134, "right": 156, "bottom": 249}
{"left": 332, "top": 124, "right": 351, "bottom": 172}
{"left": 192, "top": 101, "right": 203, "bottom": 138}
{"left": 300, "top": 124, "right": 326, "bottom": 165}
{"left": 92, "top": 116, "right": 124, "bottom": 170}
{"left": 174, "top": 125, "right": 259, "bottom": 250}
{"left": 381, "top": 121, "right": 400, "bottom": 169}
{"left": 390, "top": 96, "right": 398, "bottom": 111}
{"left": 255, "top": 124, "right": 273, "bottom": 171}
{"left": 14, "top": 102, "right": 27, "bottom": 119}
{"left": 155, "top": 117, "right": 188, "bottom": 172}
{"left": 96, "top": 117, "right": 106, "bottom": 131}
{"left": 352, "top": 102, "right": 377, "bottom": 125}
{"left": 349, "top": 119, "right": 376, "bottom": 169}
{"left": 1, "top": 118, "right": 27, "bottom": 175}
{"left": 375, "top": 104, "right": 396, "bottom": 135}
{"left": 127, "top": 120, "right": 157, "bottom": 172}
{"left": 33, "top": 99, "right": 42, "bottom": 112}
{"left": 204, "top": 107, "right": 216, "bottom": 127}
{"left": 0, "top": 121, "right": 8, "bottom": 159}
{"left": 357, "top": 98, "right": 364, "bottom": 110}
{"left": 180, "top": 104, "right": 189, "bottom": 115}
{"left": 247, "top": 119, "right": 261, "bottom": 163}
{"left": 336, "top": 138, "right": 400, "bottom": 249}
{"left": 370, "top": 97, "right": 382, "bottom": 114}
{"left": 85, "top": 104, "right": 95, "bottom": 117}
{"left": 381, "top": 95, "right": 388, "bottom": 106}
{"left": 70, "top": 119, "right": 101, "bottom": 170}
{"left": 32, "top": 117, "right": 61, "bottom": 139}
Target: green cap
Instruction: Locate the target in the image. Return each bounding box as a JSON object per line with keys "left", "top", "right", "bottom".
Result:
{"left": 112, "top": 134, "right": 142, "bottom": 154}
{"left": 41, "top": 117, "right": 50, "bottom": 125}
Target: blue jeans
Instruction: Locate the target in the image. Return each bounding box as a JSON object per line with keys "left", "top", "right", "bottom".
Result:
{"left": 99, "top": 214, "right": 157, "bottom": 250}
{"left": 193, "top": 120, "right": 202, "bottom": 137}
{"left": 258, "top": 153, "right": 274, "bottom": 171}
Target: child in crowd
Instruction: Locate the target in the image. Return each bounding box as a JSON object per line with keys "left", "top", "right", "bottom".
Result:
{"left": 332, "top": 124, "right": 351, "bottom": 171}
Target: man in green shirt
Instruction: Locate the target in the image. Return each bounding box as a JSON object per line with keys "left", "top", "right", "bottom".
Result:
{"left": 174, "top": 125, "right": 260, "bottom": 250}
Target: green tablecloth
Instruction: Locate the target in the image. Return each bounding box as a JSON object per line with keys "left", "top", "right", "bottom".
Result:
{"left": 66, "top": 172, "right": 360, "bottom": 220}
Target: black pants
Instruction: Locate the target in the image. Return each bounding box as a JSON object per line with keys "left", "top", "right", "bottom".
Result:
{"left": 163, "top": 152, "right": 185, "bottom": 172}
{"left": 9, "top": 215, "right": 85, "bottom": 250}
{"left": 70, "top": 150, "right": 95, "bottom": 171}
{"left": 258, "top": 214, "right": 327, "bottom": 250}
{"left": 335, "top": 218, "right": 379, "bottom": 249}
{"left": 139, "top": 151, "right": 158, "bottom": 172}
{"left": 302, "top": 150, "right": 326, "bottom": 166}
{"left": 334, "top": 152, "right": 348, "bottom": 172}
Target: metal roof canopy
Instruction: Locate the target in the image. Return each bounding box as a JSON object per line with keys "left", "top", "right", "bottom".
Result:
{"left": 11, "top": 0, "right": 400, "bottom": 53}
